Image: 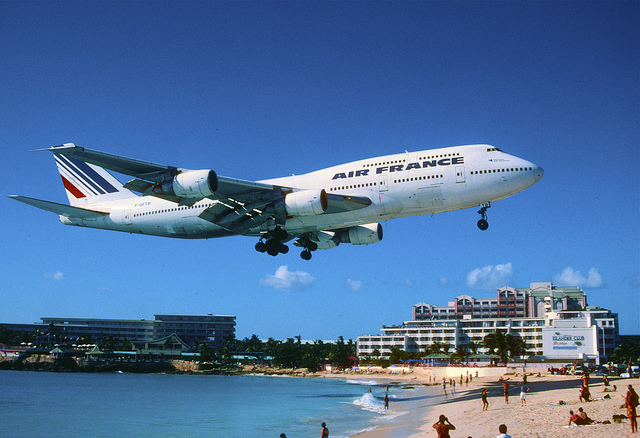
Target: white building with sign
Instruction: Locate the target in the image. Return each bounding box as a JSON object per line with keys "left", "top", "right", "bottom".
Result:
{"left": 357, "top": 282, "right": 619, "bottom": 364}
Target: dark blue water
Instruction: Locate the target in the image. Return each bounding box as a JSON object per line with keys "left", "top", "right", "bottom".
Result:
{"left": 0, "top": 371, "right": 437, "bottom": 438}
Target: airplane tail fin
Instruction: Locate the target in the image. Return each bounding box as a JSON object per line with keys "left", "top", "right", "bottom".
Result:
{"left": 53, "top": 148, "right": 135, "bottom": 206}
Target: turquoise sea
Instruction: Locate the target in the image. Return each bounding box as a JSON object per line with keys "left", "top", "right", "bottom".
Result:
{"left": 1, "top": 370, "right": 443, "bottom": 438}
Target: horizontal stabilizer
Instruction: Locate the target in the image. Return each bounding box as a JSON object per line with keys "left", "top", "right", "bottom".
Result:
{"left": 8, "top": 195, "right": 108, "bottom": 218}
{"left": 45, "top": 143, "right": 175, "bottom": 182}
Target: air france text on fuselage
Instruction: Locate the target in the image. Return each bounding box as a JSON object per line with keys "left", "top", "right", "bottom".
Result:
{"left": 332, "top": 157, "right": 464, "bottom": 180}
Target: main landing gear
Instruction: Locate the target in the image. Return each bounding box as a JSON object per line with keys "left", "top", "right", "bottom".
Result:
{"left": 477, "top": 202, "right": 491, "bottom": 231}
{"left": 255, "top": 227, "right": 289, "bottom": 257}
{"left": 255, "top": 230, "right": 318, "bottom": 260}
{"left": 297, "top": 238, "right": 318, "bottom": 261}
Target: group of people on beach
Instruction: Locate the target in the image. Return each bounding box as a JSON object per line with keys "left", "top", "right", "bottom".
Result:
{"left": 278, "top": 374, "right": 638, "bottom": 437}
{"left": 433, "top": 415, "right": 513, "bottom": 438}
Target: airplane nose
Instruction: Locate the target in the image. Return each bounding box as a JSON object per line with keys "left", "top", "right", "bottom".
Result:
{"left": 533, "top": 165, "right": 544, "bottom": 182}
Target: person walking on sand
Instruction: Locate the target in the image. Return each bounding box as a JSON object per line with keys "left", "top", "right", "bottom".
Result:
{"left": 320, "top": 422, "right": 329, "bottom": 437}
{"left": 432, "top": 414, "right": 455, "bottom": 438}
{"left": 496, "top": 423, "right": 512, "bottom": 438}
{"left": 482, "top": 387, "right": 489, "bottom": 411}
{"left": 624, "top": 384, "right": 638, "bottom": 433}
{"left": 442, "top": 380, "right": 447, "bottom": 396}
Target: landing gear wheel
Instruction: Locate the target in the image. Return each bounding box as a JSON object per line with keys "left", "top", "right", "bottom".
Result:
{"left": 255, "top": 241, "right": 266, "bottom": 253}
{"left": 477, "top": 202, "right": 491, "bottom": 231}
{"left": 279, "top": 243, "right": 289, "bottom": 254}
{"left": 300, "top": 249, "right": 312, "bottom": 260}
{"left": 265, "top": 240, "right": 281, "bottom": 256}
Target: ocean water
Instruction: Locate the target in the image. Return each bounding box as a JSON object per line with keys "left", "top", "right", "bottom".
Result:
{"left": 0, "top": 370, "right": 441, "bottom": 438}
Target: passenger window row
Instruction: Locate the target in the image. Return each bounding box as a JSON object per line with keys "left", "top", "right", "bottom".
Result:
{"left": 471, "top": 167, "right": 532, "bottom": 175}
{"left": 134, "top": 203, "right": 216, "bottom": 217}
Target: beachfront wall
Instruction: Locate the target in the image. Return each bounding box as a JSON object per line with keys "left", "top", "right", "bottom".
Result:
{"left": 356, "top": 282, "right": 619, "bottom": 365}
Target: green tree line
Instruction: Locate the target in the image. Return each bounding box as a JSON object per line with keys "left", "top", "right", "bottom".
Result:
{"left": 198, "top": 334, "right": 356, "bottom": 371}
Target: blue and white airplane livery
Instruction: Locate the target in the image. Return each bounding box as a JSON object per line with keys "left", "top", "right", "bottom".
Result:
{"left": 10, "top": 143, "right": 543, "bottom": 260}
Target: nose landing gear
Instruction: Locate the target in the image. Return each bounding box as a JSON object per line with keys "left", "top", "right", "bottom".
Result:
{"left": 477, "top": 202, "right": 491, "bottom": 231}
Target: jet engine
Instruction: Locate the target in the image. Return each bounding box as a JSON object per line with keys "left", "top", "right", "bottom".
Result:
{"left": 153, "top": 170, "right": 218, "bottom": 198}
{"left": 284, "top": 189, "right": 328, "bottom": 216}
{"left": 339, "top": 223, "right": 383, "bottom": 245}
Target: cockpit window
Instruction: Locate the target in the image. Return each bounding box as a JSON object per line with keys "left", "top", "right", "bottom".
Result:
{"left": 486, "top": 147, "right": 503, "bottom": 152}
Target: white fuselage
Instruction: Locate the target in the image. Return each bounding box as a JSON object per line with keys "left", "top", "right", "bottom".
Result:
{"left": 60, "top": 145, "right": 543, "bottom": 239}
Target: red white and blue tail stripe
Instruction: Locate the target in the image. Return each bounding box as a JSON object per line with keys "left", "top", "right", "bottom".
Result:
{"left": 54, "top": 153, "right": 133, "bottom": 205}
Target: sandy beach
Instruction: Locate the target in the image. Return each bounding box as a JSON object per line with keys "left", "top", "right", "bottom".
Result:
{"left": 321, "top": 367, "right": 638, "bottom": 438}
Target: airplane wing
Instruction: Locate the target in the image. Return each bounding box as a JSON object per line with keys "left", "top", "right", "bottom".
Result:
{"left": 45, "top": 144, "right": 371, "bottom": 235}
{"left": 8, "top": 195, "right": 108, "bottom": 218}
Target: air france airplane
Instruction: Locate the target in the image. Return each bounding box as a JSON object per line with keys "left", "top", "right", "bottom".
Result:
{"left": 10, "top": 143, "right": 543, "bottom": 260}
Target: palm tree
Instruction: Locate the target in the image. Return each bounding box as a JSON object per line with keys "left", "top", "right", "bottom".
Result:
{"left": 467, "top": 341, "right": 478, "bottom": 355}
{"left": 425, "top": 340, "right": 444, "bottom": 355}
{"left": 483, "top": 330, "right": 527, "bottom": 365}
{"left": 451, "top": 345, "right": 468, "bottom": 364}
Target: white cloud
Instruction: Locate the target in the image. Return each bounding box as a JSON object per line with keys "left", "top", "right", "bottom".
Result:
{"left": 346, "top": 278, "right": 364, "bottom": 292}
{"left": 552, "top": 267, "right": 605, "bottom": 289}
{"left": 259, "top": 265, "right": 315, "bottom": 292}
{"left": 45, "top": 271, "right": 64, "bottom": 281}
{"left": 466, "top": 262, "right": 513, "bottom": 290}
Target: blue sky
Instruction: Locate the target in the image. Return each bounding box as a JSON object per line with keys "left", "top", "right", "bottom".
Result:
{"left": 2, "top": 1, "right": 638, "bottom": 340}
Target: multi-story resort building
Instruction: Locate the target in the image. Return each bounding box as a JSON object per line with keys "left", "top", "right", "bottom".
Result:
{"left": 357, "top": 282, "right": 619, "bottom": 365}
{"left": 1, "top": 314, "right": 236, "bottom": 351}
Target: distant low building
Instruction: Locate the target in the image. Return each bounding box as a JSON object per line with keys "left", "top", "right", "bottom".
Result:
{"left": 1, "top": 313, "right": 235, "bottom": 351}
{"left": 357, "top": 282, "right": 619, "bottom": 365}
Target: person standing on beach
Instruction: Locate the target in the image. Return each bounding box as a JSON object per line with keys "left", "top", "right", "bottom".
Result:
{"left": 442, "top": 379, "right": 447, "bottom": 395}
{"left": 579, "top": 384, "right": 591, "bottom": 402}
{"left": 519, "top": 381, "right": 530, "bottom": 406}
{"left": 624, "top": 384, "right": 638, "bottom": 433}
{"left": 320, "top": 422, "right": 329, "bottom": 437}
{"left": 503, "top": 381, "right": 510, "bottom": 404}
{"left": 432, "top": 414, "right": 456, "bottom": 438}
{"left": 496, "top": 423, "right": 512, "bottom": 438}
{"left": 482, "top": 388, "right": 489, "bottom": 411}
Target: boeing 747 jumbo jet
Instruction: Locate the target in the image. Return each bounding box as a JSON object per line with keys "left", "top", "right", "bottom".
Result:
{"left": 10, "top": 144, "right": 543, "bottom": 260}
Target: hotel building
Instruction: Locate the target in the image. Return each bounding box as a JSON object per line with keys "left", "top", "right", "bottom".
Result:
{"left": 1, "top": 314, "right": 236, "bottom": 351}
{"left": 356, "top": 282, "right": 619, "bottom": 364}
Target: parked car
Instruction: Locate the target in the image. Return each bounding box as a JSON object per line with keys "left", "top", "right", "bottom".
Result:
{"left": 621, "top": 365, "right": 639, "bottom": 378}
{"left": 596, "top": 368, "right": 610, "bottom": 376}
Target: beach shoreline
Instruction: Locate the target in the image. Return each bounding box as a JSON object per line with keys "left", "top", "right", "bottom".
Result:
{"left": 315, "top": 367, "right": 638, "bottom": 438}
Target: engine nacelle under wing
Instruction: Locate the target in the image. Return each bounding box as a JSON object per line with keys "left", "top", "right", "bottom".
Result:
{"left": 284, "top": 189, "right": 328, "bottom": 216}
{"left": 341, "top": 223, "right": 383, "bottom": 245}
{"left": 153, "top": 170, "right": 218, "bottom": 199}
